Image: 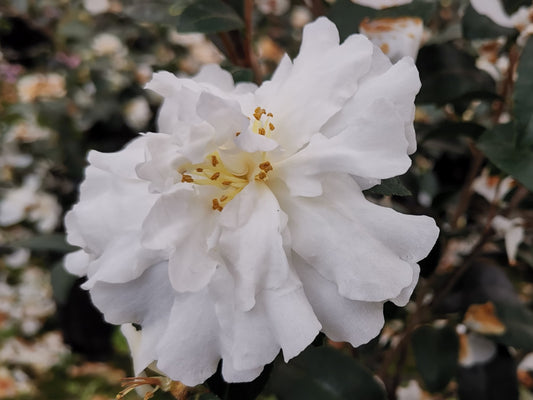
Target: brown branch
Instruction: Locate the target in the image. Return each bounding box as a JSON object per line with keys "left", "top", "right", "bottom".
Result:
{"left": 217, "top": 32, "right": 244, "bottom": 67}
{"left": 309, "top": 0, "right": 326, "bottom": 17}
{"left": 243, "top": 0, "right": 262, "bottom": 84}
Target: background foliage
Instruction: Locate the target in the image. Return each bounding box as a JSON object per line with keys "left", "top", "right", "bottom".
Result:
{"left": 1, "top": 0, "right": 533, "bottom": 399}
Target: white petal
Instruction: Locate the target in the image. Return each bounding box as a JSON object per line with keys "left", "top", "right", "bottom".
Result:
{"left": 282, "top": 179, "right": 423, "bottom": 302}
{"left": 196, "top": 92, "right": 249, "bottom": 144}
{"left": 255, "top": 18, "right": 373, "bottom": 154}
{"left": 294, "top": 255, "right": 385, "bottom": 347}
{"left": 324, "top": 56, "right": 420, "bottom": 154}
{"left": 260, "top": 273, "right": 321, "bottom": 361}
{"left": 218, "top": 183, "right": 290, "bottom": 310}
{"left": 90, "top": 262, "right": 175, "bottom": 374}
{"left": 141, "top": 185, "right": 218, "bottom": 293}
{"left": 209, "top": 266, "right": 280, "bottom": 375}
{"left": 234, "top": 128, "right": 279, "bottom": 153}
{"left": 193, "top": 64, "right": 234, "bottom": 91}
{"left": 156, "top": 291, "right": 221, "bottom": 386}
{"left": 277, "top": 98, "right": 411, "bottom": 197}
{"left": 390, "top": 263, "right": 420, "bottom": 307}
{"left": 64, "top": 249, "right": 90, "bottom": 277}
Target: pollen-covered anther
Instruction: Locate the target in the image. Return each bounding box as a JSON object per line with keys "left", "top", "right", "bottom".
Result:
{"left": 253, "top": 106, "right": 266, "bottom": 120}
{"left": 235, "top": 131, "right": 241, "bottom": 136}
{"left": 258, "top": 128, "right": 266, "bottom": 136}
{"left": 259, "top": 161, "right": 273, "bottom": 172}
{"left": 269, "top": 123, "right": 275, "bottom": 131}
{"left": 255, "top": 171, "right": 267, "bottom": 181}
{"left": 210, "top": 172, "right": 220, "bottom": 180}
{"left": 181, "top": 174, "right": 194, "bottom": 183}
{"left": 212, "top": 198, "right": 223, "bottom": 212}
{"left": 211, "top": 155, "right": 219, "bottom": 167}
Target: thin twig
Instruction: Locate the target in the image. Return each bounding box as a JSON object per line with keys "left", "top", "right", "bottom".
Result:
{"left": 243, "top": 0, "right": 262, "bottom": 84}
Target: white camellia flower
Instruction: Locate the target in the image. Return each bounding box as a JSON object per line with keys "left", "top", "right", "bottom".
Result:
{"left": 359, "top": 17, "right": 424, "bottom": 62}
{"left": 65, "top": 18, "right": 438, "bottom": 386}
{"left": 351, "top": 0, "right": 413, "bottom": 9}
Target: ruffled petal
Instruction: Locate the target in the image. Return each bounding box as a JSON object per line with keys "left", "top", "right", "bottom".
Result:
{"left": 90, "top": 262, "right": 175, "bottom": 374}
{"left": 277, "top": 98, "right": 411, "bottom": 197}
{"left": 255, "top": 17, "right": 373, "bottom": 154}
{"left": 156, "top": 291, "right": 221, "bottom": 386}
{"left": 323, "top": 55, "right": 420, "bottom": 154}
{"left": 63, "top": 249, "right": 90, "bottom": 277}
{"left": 281, "top": 179, "right": 417, "bottom": 302}
{"left": 294, "top": 254, "right": 385, "bottom": 347}
{"left": 193, "top": 64, "right": 235, "bottom": 91}
{"left": 141, "top": 185, "right": 219, "bottom": 293}
{"left": 218, "top": 183, "right": 290, "bottom": 310}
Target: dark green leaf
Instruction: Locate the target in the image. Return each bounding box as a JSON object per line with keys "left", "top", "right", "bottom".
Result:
{"left": 422, "top": 121, "right": 487, "bottom": 141}
{"left": 266, "top": 346, "right": 386, "bottom": 400}
{"left": 502, "top": 0, "right": 531, "bottom": 15}
{"left": 176, "top": 0, "right": 244, "bottom": 34}
{"left": 51, "top": 262, "right": 77, "bottom": 305}
{"left": 122, "top": 0, "right": 185, "bottom": 25}
{"left": 462, "top": 5, "right": 517, "bottom": 39}
{"left": 488, "top": 301, "right": 533, "bottom": 351}
{"left": 412, "top": 324, "right": 458, "bottom": 392}
{"left": 364, "top": 177, "right": 412, "bottom": 196}
{"left": 513, "top": 36, "right": 533, "bottom": 133}
{"left": 477, "top": 123, "right": 533, "bottom": 191}
{"left": 378, "top": 0, "right": 437, "bottom": 21}
{"left": 416, "top": 42, "right": 496, "bottom": 104}
{"left": 10, "top": 234, "right": 78, "bottom": 253}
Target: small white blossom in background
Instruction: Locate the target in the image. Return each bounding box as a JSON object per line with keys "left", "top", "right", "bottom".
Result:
{"left": 359, "top": 17, "right": 424, "bottom": 62}
{"left": 471, "top": 0, "right": 533, "bottom": 45}
{"left": 3, "top": 248, "right": 30, "bottom": 269}
{"left": 83, "top": 0, "right": 110, "bottom": 14}
{"left": 16, "top": 73, "right": 66, "bottom": 103}
{"left": 0, "top": 267, "right": 56, "bottom": 335}
{"left": 0, "top": 332, "right": 69, "bottom": 373}
{"left": 0, "top": 175, "right": 61, "bottom": 233}
{"left": 351, "top": 0, "right": 413, "bottom": 9}
{"left": 91, "top": 33, "right": 128, "bottom": 58}
{"left": 473, "top": 168, "right": 515, "bottom": 204}
{"left": 168, "top": 31, "right": 224, "bottom": 74}
{"left": 65, "top": 17, "right": 438, "bottom": 385}
{"left": 491, "top": 215, "right": 525, "bottom": 266}
{"left": 123, "top": 97, "right": 152, "bottom": 130}
{"left": 5, "top": 118, "right": 54, "bottom": 143}
{"left": 396, "top": 380, "right": 428, "bottom": 400}
{"left": 256, "top": 0, "right": 290, "bottom": 16}
{"left": 0, "top": 367, "right": 34, "bottom": 399}
{"left": 290, "top": 6, "right": 313, "bottom": 29}
{"left": 456, "top": 324, "right": 497, "bottom": 367}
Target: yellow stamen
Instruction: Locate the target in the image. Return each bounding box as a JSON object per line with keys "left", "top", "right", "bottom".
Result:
{"left": 259, "top": 161, "right": 273, "bottom": 172}
{"left": 258, "top": 128, "right": 266, "bottom": 136}
{"left": 211, "top": 155, "right": 219, "bottom": 167}
{"left": 181, "top": 174, "right": 193, "bottom": 183}
{"left": 210, "top": 172, "right": 220, "bottom": 180}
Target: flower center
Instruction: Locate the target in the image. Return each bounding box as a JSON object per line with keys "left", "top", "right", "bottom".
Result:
{"left": 178, "top": 107, "right": 275, "bottom": 212}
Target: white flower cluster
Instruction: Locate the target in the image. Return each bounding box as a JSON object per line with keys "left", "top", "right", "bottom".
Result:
{"left": 65, "top": 18, "right": 438, "bottom": 385}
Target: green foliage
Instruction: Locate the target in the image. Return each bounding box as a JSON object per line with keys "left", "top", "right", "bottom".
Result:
{"left": 411, "top": 324, "right": 459, "bottom": 393}
{"left": 266, "top": 346, "right": 386, "bottom": 400}
{"left": 502, "top": 0, "right": 532, "bottom": 14}
{"left": 10, "top": 234, "right": 77, "bottom": 253}
{"left": 477, "top": 123, "right": 533, "bottom": 191}
{"left": 489, "top": 301, "right": 533, "bottom": 350}
{"left": 364, "top": 177, "right": 412, "bottom": 196}
{"left": 513, "top": 37, "right": 533, "bottom": 133}
{"left": 462, "top": 5, "right": 517, "bottom": 39}
{"left": 122, "top": 0, "right": 244, "bottom": 33}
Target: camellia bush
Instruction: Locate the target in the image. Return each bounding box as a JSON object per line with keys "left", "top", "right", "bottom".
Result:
{"left": 1, "top": 0, "right": 533, "bottom": 399}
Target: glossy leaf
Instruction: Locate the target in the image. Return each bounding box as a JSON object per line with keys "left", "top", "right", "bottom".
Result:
{"left": 513, "top": 36, "right": 533, "bottom": 133}
{"left": 416, "top": 42, "right": 496, "bottom": 105}
{"left": 462, "top": 5, "right": 516, "bottom": 39}
{"left": 488, "top": 301, "right": 533, "bottom": 351}
{"left": 266, "top": 346, "right": 386, "bottom": 400}
{"left": 10, "top": 234, "right": 77, "bottom": 253}
{"left": 176, "top": 0, "right": 244, "bottom": 34}
{"left": 364, "top": 177, "right": 412, "bottom": 196}
{"left": 502, "top": 0, "right": 531, "bottom": 14}
{"left": 477, "top": 123, "right": 533, "bottom": 191}
{"left": 412, "top": 324, "right": 459, "bottom": 392}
